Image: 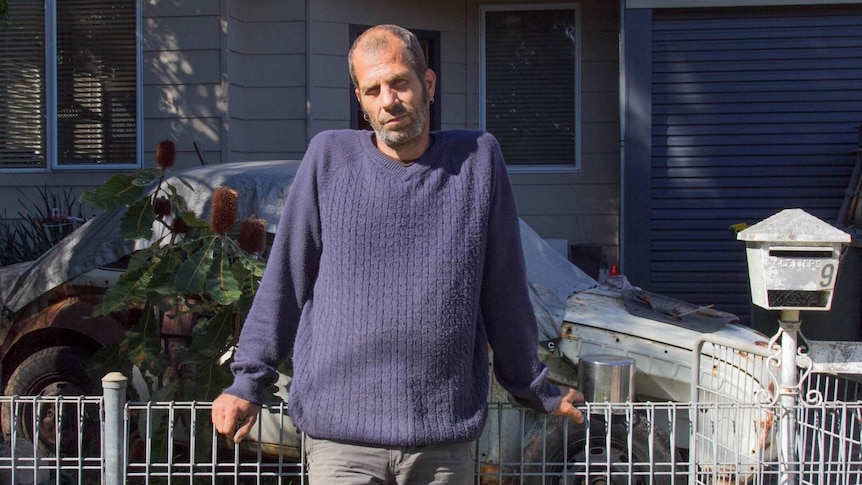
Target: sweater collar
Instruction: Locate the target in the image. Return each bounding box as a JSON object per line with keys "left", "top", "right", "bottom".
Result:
{"left": 360, "top": 131, "right": 443, "bottom": 179}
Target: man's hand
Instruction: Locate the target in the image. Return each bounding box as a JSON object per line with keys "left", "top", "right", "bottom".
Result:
{"left": 551, "top": 385, "right": 585, "bottom": 424}
{"left": 212, "top": 393, "right": 261, "bottom": 443}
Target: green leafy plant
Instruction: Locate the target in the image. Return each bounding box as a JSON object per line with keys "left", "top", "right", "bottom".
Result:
{"left": 0, "top": 186, "right": 88, "bottom": 266}
{"left": 81, "top": 141, "right": 270, "bottom": 462}
{"left": 80, "top": 141, "right": 268, "bottom": 404}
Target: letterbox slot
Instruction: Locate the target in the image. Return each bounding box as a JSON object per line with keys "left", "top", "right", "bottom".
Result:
{"left": 768, "top": 249, "right": 833, "bottom": 259}
{"left": 767, "top": 290, "right": 829, "bottom": 308}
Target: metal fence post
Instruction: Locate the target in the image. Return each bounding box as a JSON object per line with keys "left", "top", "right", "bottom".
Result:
{"left": 102, "top": 372, "right": 127, "bottom": 485}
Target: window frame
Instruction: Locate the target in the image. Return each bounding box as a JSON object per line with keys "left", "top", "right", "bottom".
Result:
{"left": 479, "top": 3, "right": 582, "bottom": 173}
{"left": 2, "top": 0, "right": 143, "bottom": 173}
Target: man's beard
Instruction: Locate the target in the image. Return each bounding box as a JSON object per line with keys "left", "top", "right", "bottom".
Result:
{"left": 367, "top": 92, "right": 429, "bottom": 148}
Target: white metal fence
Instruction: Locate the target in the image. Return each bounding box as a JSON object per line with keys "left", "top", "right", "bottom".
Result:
{"left": 0, "top": 361, "right": 860, "bottom": 484}
{"left": 0, "top": 396, "right": 859, "bottom": 484}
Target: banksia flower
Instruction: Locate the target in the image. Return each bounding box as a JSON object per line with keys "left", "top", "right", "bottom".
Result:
{"left": 239, "top": 216, "right": 267, "bottom": 256}
{"left": 210, "top": 186, "right": 238, "bottom": 235}
{"left": 153, "top": 197, "right": 172, "bottom": 218}
{"left": 171, "top": 217, "right": 190, "bottom": 234}
{"left": 156, "top": 140, "right": 176, "bottom": 169}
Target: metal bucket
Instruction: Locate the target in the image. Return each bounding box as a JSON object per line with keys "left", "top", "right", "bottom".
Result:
{"left": 578, "top": 354, "right": 636, "bottom": 403}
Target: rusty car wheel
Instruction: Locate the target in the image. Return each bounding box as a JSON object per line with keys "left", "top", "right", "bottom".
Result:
{"left": 1, "top": 346, "right": 100, "bottom": 457}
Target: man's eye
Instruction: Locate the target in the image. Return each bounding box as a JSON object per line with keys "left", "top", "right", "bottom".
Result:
{"left": 365, "top": 87, "right": 380, "bottom": 96}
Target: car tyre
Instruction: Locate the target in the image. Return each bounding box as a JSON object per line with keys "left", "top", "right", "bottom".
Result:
{"left": 521, "top": 411, "right": 687, "bottom": 484}
{"left": 1, "top": 346, "right": 99, "bottom": 457}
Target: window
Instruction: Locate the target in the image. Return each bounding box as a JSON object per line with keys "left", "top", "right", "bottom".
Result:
{"left": 0, "top": 0, "right": 141, "bottom": 171}
{"left": 481, "top": 5, "right": 581, "bottom": 171}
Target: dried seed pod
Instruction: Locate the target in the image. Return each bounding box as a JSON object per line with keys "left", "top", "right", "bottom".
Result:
{"left": 156, "top": 140, "right": 176, "bottom": 169}
{"left": 153, "top": 197, "right": 172, "bottom": 218}
{"left": 210, "top": 186, "right": 238, "bottom": 235}
{"left": 239, "top": 216, "right": 267, "bottom": 256}
{"left": 172, "top": 217, "right": 190, "bottom": 234}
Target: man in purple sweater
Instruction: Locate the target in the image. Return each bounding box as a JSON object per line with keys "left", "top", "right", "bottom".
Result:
{"left": 212, "top": 24, "right": 584, "bottom": 483}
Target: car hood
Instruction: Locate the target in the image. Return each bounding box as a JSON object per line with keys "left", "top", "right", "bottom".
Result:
{"left": 1, "top": 159, "right": 596, "bottom": 333}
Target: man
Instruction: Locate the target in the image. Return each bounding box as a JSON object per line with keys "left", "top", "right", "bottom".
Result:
{"left": 212, "top": 24, "right": 584, "bottom": 484}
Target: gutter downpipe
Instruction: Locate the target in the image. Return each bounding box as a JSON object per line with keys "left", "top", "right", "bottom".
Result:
{"left": 618, "top": 0, "right": 627, "bottom": 272}
{"left": 306, "top": 0, "right": 312, "bottom": 145}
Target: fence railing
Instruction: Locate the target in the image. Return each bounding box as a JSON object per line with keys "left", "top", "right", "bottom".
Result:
{"left": 1, "top": 378, "right": 860, "bottom": 484}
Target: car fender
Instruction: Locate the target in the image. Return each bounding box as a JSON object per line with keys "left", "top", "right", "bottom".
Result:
{"left": 0, "top": 297, "right": 127, "bottom": 370}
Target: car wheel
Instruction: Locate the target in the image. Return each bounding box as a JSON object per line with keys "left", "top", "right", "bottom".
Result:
{"left": 1, "top": 346, "right": 100, "bottom": 457}
{"left": 521, "top": 412, "right": 687, "bottom": 485}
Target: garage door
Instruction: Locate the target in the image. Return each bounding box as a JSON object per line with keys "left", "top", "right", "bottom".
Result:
{"left": 647, "top": 5, "right": 862, "bottom": 323}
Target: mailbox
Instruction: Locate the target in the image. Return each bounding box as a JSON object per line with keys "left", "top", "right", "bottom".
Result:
{"left": 737, "top": 209, "right": 851, "bottom": 311}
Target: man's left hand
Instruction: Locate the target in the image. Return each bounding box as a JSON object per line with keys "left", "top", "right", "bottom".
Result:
{"left": 551, "top": 385, "right": 585, "bottom": 424}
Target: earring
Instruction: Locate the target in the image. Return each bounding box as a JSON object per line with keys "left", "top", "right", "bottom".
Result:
{"left": 363, "top": 113, "right": 369, "bottom": 122}
{"left": 429, "top": 98, "right": 435, "bottom": 105}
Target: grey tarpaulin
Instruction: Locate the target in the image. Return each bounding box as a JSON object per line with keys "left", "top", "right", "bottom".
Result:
{"left": 1, "top": 158, "right": 594, "bottom": 343}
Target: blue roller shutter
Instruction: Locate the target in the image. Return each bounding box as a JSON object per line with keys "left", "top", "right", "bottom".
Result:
{"left": 648, "top": 5, "right": 862, "bottom": 323}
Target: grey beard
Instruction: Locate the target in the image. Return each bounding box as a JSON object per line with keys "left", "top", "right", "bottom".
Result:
{"left": 375, "top": 113, "right": 426, "bottom": 147}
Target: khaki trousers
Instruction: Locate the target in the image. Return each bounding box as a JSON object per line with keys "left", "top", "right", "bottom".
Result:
{"left": 304, "top": 436, "right": 474, "bottom": 484}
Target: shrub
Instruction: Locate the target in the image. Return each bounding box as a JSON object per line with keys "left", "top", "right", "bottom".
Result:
{"left": 0, "top": 187, "right": 88, "bottom": 266}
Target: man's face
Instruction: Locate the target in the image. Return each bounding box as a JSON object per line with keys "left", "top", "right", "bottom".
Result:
{"left": 353, "top": 38, "right": 435, "bottom": 151}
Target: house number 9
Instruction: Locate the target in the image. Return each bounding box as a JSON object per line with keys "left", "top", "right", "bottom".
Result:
{"left": 819, "top": 263, "right": 835, "bottom": 288}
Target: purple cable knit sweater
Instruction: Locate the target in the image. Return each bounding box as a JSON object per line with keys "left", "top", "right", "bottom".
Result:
{"left": 225, "top": 129, "right": 561, "bottom": 446}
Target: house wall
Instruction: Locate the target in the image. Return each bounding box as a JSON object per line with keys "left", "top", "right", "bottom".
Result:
{"left": 226, "top": 1, "right": 308, "bottom": 162}
{"left": 1, "top": 0, "right": 621, "bottom": 271}
{"left": 143, "top": 0, "right": 225, "bottom": 170}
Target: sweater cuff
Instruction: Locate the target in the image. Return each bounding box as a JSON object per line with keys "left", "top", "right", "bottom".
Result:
{"left": 222, "top": 377, "right": 265, "bottom": 406}
{"left": 513, "top": 380, "right": 562, "bottom": 414}
{"left": 538, "top": 383, "right": 563, "bottom": 414}
{"left": 504, "top": 366, "right": 562, "bottom": 414}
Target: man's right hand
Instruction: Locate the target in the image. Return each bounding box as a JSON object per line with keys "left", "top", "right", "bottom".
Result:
{"left": 551, "top": 385, "right": 585, "bottom": 424}
{"left": 212, "top": 393, "right": 261, "bottom": 443}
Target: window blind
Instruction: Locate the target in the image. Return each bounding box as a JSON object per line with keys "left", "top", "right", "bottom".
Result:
{"left": 56, "top": 0, "right": 137, "bottom": 166}
{"left": 0, "top": 0, "right": 47, "bottom": 168}
{"left": 484, "top": 8, "right": 578, "bottom": 166}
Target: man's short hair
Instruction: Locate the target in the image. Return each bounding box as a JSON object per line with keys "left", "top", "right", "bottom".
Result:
{"left": 348, "top": 24, "right": 427, "bottom": 87}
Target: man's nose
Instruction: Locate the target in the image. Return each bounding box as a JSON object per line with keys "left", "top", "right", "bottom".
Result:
{"left": 380, "top": 86, "right": 399, "bottom": 108}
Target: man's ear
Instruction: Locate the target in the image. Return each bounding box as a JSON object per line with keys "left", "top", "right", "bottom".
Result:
{"left": 354, "top": 88, "right": 362, "bottom": 103}
{"left": 424, "top": 68, "right": 437, "bottom": 101}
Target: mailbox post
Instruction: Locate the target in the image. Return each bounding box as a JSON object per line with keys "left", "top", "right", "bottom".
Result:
{"left": 738, "top": 208, "right": 851, "bottom": 485}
